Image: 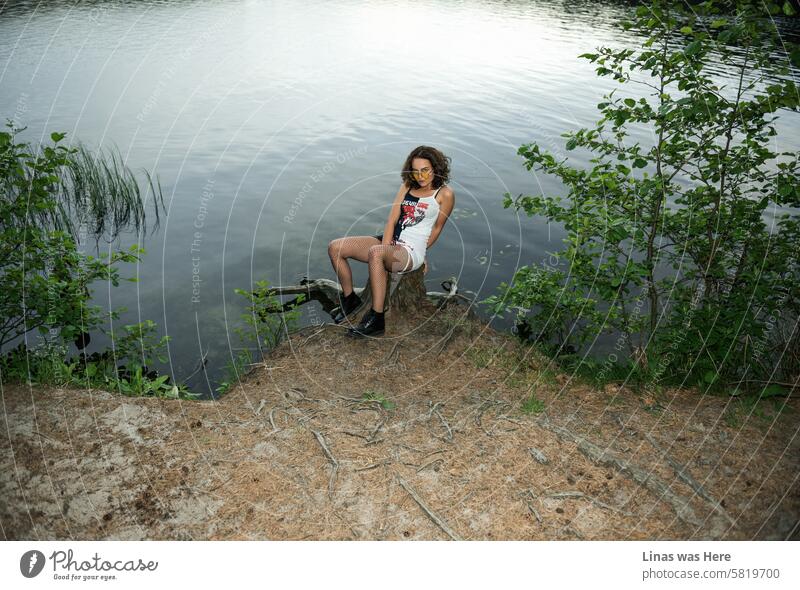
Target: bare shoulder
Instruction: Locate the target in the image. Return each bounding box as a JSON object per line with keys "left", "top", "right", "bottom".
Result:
{"left": 393, "top": 182, "right": 409, "bottom": 202}
{"left": 437, "top": 185, "right": 455, "bottom": 206}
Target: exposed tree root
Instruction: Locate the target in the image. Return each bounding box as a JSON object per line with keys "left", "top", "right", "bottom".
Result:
{"left": 643, "top": 432, "right": 735, "bottom": 525}
{"left": 311, "top": 430, "right": 339, "bottom": 499}
{"left": 396, "top": 475, "right": 462, "bottom": 541}
{"left": 535, "top": 416, "right": 729, "bottom": 535}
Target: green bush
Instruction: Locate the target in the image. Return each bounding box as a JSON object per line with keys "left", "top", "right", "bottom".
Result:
{"left": 0, "top": 321, "right": 195, "bottom": 399}
{"left": 215, "top": 280, "right": 304, "bottom": 395}
{"left": 0, "top": 121, "right": 195, "bottom": 398}
{"left": 483, "top": 0, "right": 800, "bottom": 392}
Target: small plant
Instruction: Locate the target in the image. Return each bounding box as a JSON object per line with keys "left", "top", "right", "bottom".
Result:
{"left": 439, "top": 310, "right": 477, "bottom": 340}
{"left": 466, "top": 345, "right": 498, "bottom": 369}
{"left": 216, "top": 280, "right": 304, "bottom": 396}
{"left": 723, "top": 404, "right": 742, "bottom": 428}
{"left": 215, "top": 348, "right": 253, "bottom": 397}
{"left": 235, "top": 280, "right": 304, "bottom": 353}
{"left": 0, "top": 322, "right": 198, "bottom": 400}
{"left": 505, "top": 368, "right": 528, "bottom": 390}
{"left": 362, "top": 390, "right": 396, "bottom": 411}
{"left": 109, "top": 320, "right": 168, "bottom": 369}
{"left": 537, "top": 367, "right": 560, "bottom": 387}
{"left": 520, "top": 393, "right": 546, "bottom": 415}
{"left": 724, "top": 395, "right": 761, "bottom": 428}
{"left": 114, "top": 366, "right": 191, "bottom": 399}
{"left": 640, "top": 393, "right": 666, "bottom": 415}
{"left": 724, "top": 384, "right": 793, "bottom": 428}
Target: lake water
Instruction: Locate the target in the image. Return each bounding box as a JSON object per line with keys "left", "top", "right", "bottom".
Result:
{"left": 2, "top": 0, "right": 798, "bottom": 396}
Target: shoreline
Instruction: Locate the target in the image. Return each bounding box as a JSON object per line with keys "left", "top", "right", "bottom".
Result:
{"left": 2, "top": 304, "right": 797, "bottom": 540}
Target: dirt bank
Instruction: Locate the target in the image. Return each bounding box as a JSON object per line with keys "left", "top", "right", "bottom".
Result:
{"left": 2, "top": 301, "right": 798, "bottom": 540}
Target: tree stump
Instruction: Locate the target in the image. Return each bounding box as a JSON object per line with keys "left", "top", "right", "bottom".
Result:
{"left": 260, "top": 269, "right": 473, "bottom": 321}
{"left": 356, "top": 268, "right": 427, "bottom": 314}
{"left": 388, "top": 268, "right": 428, "bottom": 312}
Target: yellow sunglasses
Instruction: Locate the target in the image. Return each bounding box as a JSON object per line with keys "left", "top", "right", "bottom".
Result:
{"left": 410, "top": 167, "right": 433, "bottom": 178}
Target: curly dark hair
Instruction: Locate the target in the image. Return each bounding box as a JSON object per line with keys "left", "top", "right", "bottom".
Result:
{"left": 400, "top": 145, "right": 451, "bottom": 190}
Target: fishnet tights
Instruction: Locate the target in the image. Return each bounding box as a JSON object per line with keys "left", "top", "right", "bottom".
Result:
{"left": 328, "top": 235, "right": 412, "bottom": 313}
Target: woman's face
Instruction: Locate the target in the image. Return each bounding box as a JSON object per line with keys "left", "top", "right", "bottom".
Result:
{"left": 411, "top": 157, "right": 434, "bottom": 189}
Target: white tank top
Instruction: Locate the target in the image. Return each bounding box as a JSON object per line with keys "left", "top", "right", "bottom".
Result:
{"left": 392, "top": 186, "right": 443, "bottom": 253}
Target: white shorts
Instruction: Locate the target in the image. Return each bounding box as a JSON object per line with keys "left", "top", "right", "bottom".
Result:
{"left": 373, "top": 234, "right": 424, "bottom": 274}
{"left": 395, "top": 240, "right": 424, "bottom": 274}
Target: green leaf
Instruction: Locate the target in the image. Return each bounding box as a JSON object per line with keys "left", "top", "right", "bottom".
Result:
{"left": 684, "top": 40, "right": 701, "bottom": 57}
{"left": 679, "top": 26, "right": 693, "bottom": 34}
{"left": 566, "top": 137, "right": 578, "bottom": 150}
{"left": 784, "top": 1, "right": 796, "bottom": 16}
{"left": 790, "top": 48, "right": 800, "bottom": 68}
{"left": 50, "top": 132, "right": 66, "bottom": 143}
{"left": 623, "top": 98, "right": 636, "bottom": 107}
{"left": 761, "top": 384, "right": 788, "bottom": 398}
{"left": 710, "top": 18, "right": 728, "bottom": 29}
{"left": 632, "top": 158, "right": 648, "bottom": 169}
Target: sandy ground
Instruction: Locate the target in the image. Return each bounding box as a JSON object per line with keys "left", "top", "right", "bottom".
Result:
{"left": 2, "top": 301, "right": 798, "bottom": 540}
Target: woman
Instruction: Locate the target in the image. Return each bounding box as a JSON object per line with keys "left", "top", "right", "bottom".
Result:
{"left": 327, "top": 145, "right": 455, "bottom": 338}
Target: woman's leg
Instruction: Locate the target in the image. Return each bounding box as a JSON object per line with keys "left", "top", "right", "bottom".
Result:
{"left": 367, "top": 244, "right": 412, "bottom": 313}
{"left": 328, "top": 236, "right": 381, "bottom": 296}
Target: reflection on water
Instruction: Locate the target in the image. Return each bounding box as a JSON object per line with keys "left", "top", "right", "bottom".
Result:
{"left": 1, "top": 0, "right": 798, "bottom": 396}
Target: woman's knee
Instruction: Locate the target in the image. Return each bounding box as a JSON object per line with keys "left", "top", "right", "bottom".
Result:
{"left": 367, "top": 244, "right": 384, "bottom": 260}
{"left": 328, "top": 238, "right": 344, "bottom": 259}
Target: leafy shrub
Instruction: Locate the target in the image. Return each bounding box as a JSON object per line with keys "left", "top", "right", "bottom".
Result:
{"left": 215, "top": 280, "right": 304, "bottom": 395}
{"left": 483, "top": 0, "right": 800, "bottom": 392}
{"left": 0, "top": 321, "right": 196, "bottom": 399}
{"left": 0, "top": 121, "right": 195, "bottom": 398}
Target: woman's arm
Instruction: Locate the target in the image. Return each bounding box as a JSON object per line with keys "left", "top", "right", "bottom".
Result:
{"left": 381, "top": 183, "right": 408, "bottom": 245}
{"left": 426, "top": 186, "right": 455, "bottom": 249}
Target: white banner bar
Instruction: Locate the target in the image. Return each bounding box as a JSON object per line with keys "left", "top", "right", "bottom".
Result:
{"left": 2, "top": 541, "right": 797, "bottom": 589}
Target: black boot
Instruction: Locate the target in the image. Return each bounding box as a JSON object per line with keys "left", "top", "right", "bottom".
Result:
{"left": 333, "top": 291, "right": 363, "bottom": 324}
{"left": 346, "top": 308, "right": 385, "bottom": 338}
